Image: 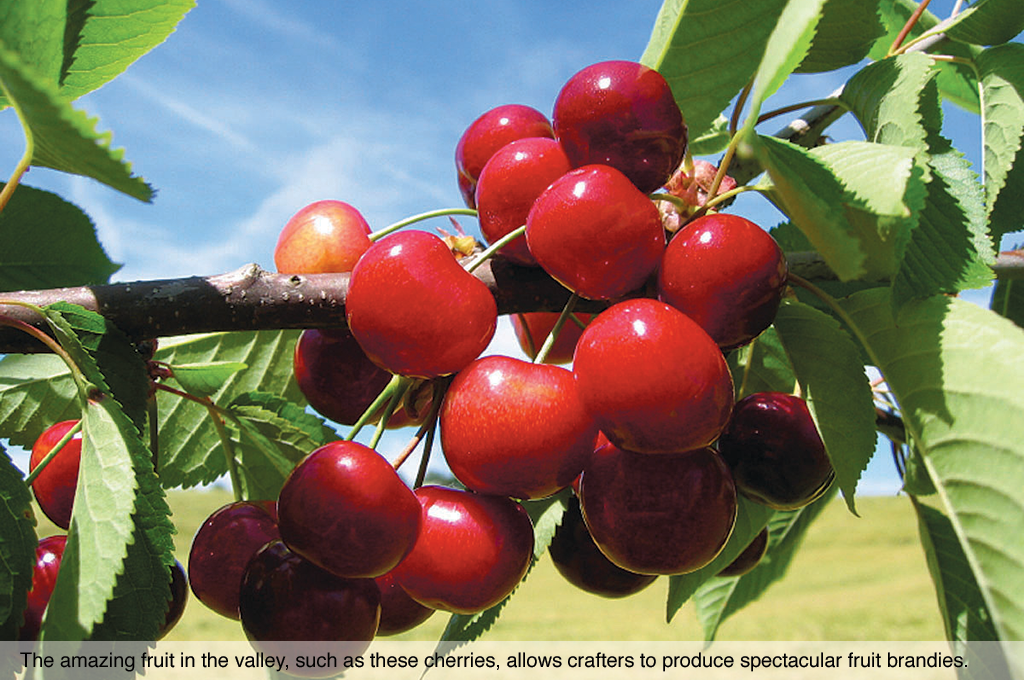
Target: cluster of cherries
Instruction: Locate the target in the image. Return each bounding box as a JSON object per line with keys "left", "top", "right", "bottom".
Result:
{"left": 18, "top": 59, "right": 835, "bottom": 655}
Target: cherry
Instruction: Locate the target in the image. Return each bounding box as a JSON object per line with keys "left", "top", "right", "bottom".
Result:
{"left": 18, "top": 534, "right": 67, "bottom": 641}
{"left": 657, "top": 213, "right": 788, "bottom": 350}
{"left": 717, "top": 392, "right": 835, "bottom": 511}
{"left": 277, "top": 441, "right": 420, "bottom": 579}
{"left": 717, "top": 527, "right": 769, "bottom": 578}
{"left": 157, "top": 560, "right": 189, "bottom": 639}
{"left": 474, "top": 137, "right": 572, "bottom": 266}
{"left": 346, "top": 229, "right": 497, "bottom": 378}
{"left": 526, "top": 164, "right": 666, "bottom": 300}
{"left": 29, "top": 420, "right": 82, "bottom": 530}
{"left": 579, "top": 443, "right": 737, "bottom": 575}
{"left": 440, "top": 355, "right": 598, "bottom": 499}
{"left": 293, "top": 327, "right": 393, "bottom": 426}
{"left": 549, "top": 495, "right": 657, "bottom": 598}
{"left": 573, "top": 299, "right": 733, "bottom": 454}
{"left": 374, "top": 570, "right": 435, "bottom": 636}
{"left": 239, "top": 540, "right": 380, "bottom": 664}
{"left": 553, "top": 60, "right": 686, "bottom": 193}
{"left": 188, "top": 500, "right": 280, "bottom": 620}
{"left": 390, "top": 485, "right": 534, "bottom": 614}
{"left": 455, "top": 104, "right": 554, "bottom": 208}
{"left": 510, "top": 312, "right": 594, "bottom": 364}
{"left": 273, "top": 200, "right": 373, "bottom": 274}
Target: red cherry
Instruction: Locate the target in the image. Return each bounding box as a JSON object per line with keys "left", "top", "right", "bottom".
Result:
{"left": 553, "top": 60, "right": 686, "bottom": 193}
{"left": 374, "top": 570, "right": 435, "bottom": 636}
{"left": 475, "top": 137, "right": 572, "bottom": 266}
{"left": 526, "top": 164, "right": 666, "bottom": 300}
{"left": 188, "top": 500, "right": 281, "bottom": 620}
{"left": 29, "top": 420, "right": 82, "bottom": 530}
{"left": 658, "top": 213, "right": 788, "bottom": 350}
{"left": 455, "top": 104, "right": 554, "bottom": 208}
{"left": 440, "top": 355, "right": 598, "bottom": 499}
{"left": 510, "top": 312, "right": 594, "bottom": 364}
{"left": 549, "top": 495, "right": 657, "bottom": 598}
{"left": 390, "top": 486, "right": 534, "bottom": 614}
{"left": 18, "top": 535, "right": 67, "bottom": 641}
{"left": 579, "top": 443, "right": 737, "bottom": 575}
{"left": 239, "top": 540, "right": 380, "bottom": 671}
{"left": 717, "top": 527, "right": 769, "bottom": 578}
{"left": 293, "top": 327, "right": 393, "bottom": 426}
{"left": 346, "top": 230, "right": 497, "bottom": 378}
{"left": 573, "top": 299, "right": 733, "bottom": 454}
{"left": 277, "top": 441, "right": 420, "bottom": 579}
{"left": 717, "top": 392, "right": 835, "bottom": 510}
{"left": 157, "top": 560, "right": 189, "bottom": 639}
{"left": 274, "top": 200, "right": 373, "bottom": 274}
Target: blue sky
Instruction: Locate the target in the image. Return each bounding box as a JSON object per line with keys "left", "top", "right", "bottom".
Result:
{"left": 0, "top": 0, "right": 1002, "bottom": 497}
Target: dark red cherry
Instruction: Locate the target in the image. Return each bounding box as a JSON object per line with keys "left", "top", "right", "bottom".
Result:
{"left": 718, "top": 392, "right": 835, "bottom": 510}
{"left": 277, "top": 441, "right": 420, "bottom": 579}
{"left": 18, "top": 534, "right": 67, "bottom": 641}
{"left": 29, "top": 420, "right": 81, "bottom": 530}
{"left": 157, "top": 560, "right": 189, "bottom": 639}
{"left": 455, "top": 104, "right": 554, "bottom": 208}
{"left": 440, "top": 355, "right": 598, "bottom": 499}
{"left": 579, "top": 444, "right": 737, "bottom": 575}
{"left": 553, "top": 60, "right": 686, "bottom": 193}
{"left": 346, "top": 230, "right": 497, "bottom": 378}
{"left": 526, "top": 164, "right": 666, "bottom": 300}
{"left": 274, "top": 200, "right": 372, "bottom": 274}
{"left": 188, "top": 500, "right": 280, "bottom": 620}
{"left": 374, "top": 570, "right": 435, "bottom": 636}
{"left": 293, "top": 327, "right": 393, "bottom": 426}
{"left": 658, "top": 213, "right": 787, "bottom": 350}
{"left": 475, "top": 137, "right": 572, "bottom": 266}
{"left": 510, "top": 312, "right": 594, "bottom": 364}
{"left": 573, "top": 299, "right": 733, "bottom": 454}
{"left": 390, "top": 486, "right": 534, "bottom": 614}
{"left": 239, "top": 540, "right": 380, "bottom": 666}
{"left": 717, "top": 527, "right": 769, "bottom": 578}
{"left": 549, "top": 495, "right": 657, "bottom": 598}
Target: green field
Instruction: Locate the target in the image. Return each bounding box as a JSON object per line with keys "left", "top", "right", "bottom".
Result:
{"left": 126, "top": 487, "right": 946, "bottom": 643}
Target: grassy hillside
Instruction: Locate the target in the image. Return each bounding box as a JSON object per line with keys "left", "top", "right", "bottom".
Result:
{"left": 140, "top": 488, "right": 944, "bottom": 643}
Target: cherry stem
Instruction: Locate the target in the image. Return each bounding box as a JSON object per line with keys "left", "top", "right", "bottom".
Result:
{"left": 533, "top": 293, "right": 579, "bottom": 365}
{"left": 648, "top": 192, "right": 690, "bottom": 211}
{"left": 369, "top": 378, "right": 411, "bottom": 450}
{"left": 391, "top": 378, "right": 447, "bottom": 472}
{"left": 701, "top": 185, "right": 764, "bottom": 213}
{"left": 0, "top": 146, "right": 31, "bottom": 216}
{"left": 889, "top": 0, "right": 932, "bottom": 56}
{"left": 413, "top": 381, "right": 447, "bottom": 489}
{"left": 345, "top": 373, "right": 407, "bottom": 442}
{"left": 24, "top": 419, "right": 83, "bottom": 487}
{"left": 465, "top": 225, "right": 526, "bottom": 273}
{"left": 0, "top": 306, "right": 88, "bottom": 396}
{"left": 369, "top": 208, "right": 478, "bottom": 242}
{"left": 730, "top": 77, "right": 755, "bottom": 137}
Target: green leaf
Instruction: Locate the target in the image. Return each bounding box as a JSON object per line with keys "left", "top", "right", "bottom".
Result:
{"left": 641, "top": 0, "right": 788, "bottom": 141}
{"left": 728, "top": 326, "right": 797, "bottom": 399}
{"left": 795, "top": 0, "right": 884, "bottom": 73}
{"left": 944, "top": 0, "right": 1024, "bottom": 47}
{"left": 0, "top": 0, "right": 66, "bottom": 103}
{"left": 772, "top": 300, "right": 877, "bottom": 514}
{"left": 0, "top": 183, "right": 120, "bottom": 293}
{"left": 666, "top": 496, "right": 774, "bottom": 622}
{"left": 756, "top": 136, "right": 923, "bottom": 281}
{"left": 58, "top": 0, "right": 196, "bottom": 102}
{"left": 991, "top": 278, "right": 1024, "bottom": 327}
{"left": 438, "top": 493, "right": 566, "bottom": 646}
{"left": 153, "top": 330, "right": 304, "bottom": 489}
{"left": 0, "top": 353, "right": 80, "bottom": 449}
{"left": 842, "top": 51, "right": 935, "bottom": 150}
{"left": 839, "top": 289, "right": 1024, "bottom": 674}
{"left": 171, "top": 361, "right": 249, "bottom": 398}
{"left": 978, "top": 44, "right": 1024, "bottom": 248}
{"left": 694, "top": 487, "right": 836, "bottom": 641}
{"left": 227, "top": 391, "right": 337, "bottom": 500}
{"left": 690, "top": 115, "right": 730, "bottom": 156}
{"left": 0, "top": 42, "right": 153, "bottom": 201}
{"left": 743, "top": 0, "right": 828, "bottom": 132}
{"left": 0, "top": 445, "right": 37, "bottom": 639}
{"left": 40, "top": 397, "right": 138, "bottom": 641}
